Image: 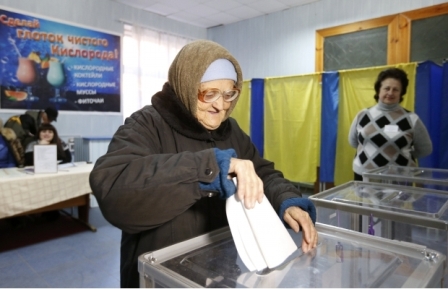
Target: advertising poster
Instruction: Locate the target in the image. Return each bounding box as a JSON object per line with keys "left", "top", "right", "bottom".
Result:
{"left": 0, "top": 7, "right": 121, "bottom": 112}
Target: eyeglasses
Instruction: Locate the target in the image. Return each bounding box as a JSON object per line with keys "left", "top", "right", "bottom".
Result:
{"left": 198, "top": 87, "right": 240, "bottom": 103}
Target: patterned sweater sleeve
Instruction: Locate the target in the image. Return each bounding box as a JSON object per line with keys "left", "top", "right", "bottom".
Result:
{"left": 348, "top": 112, "right": 360, "bottom": 148}
{"left": 412, "top": 118, "right": 432, "bottom": 159}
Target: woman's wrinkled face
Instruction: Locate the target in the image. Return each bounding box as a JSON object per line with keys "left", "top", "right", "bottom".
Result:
{"left": 196, "top": 79, "right": 234, "bottom": 130}
{"left": 39, "top": 129, "right": 54, "bottom": 142}
{"left": 378, "top": 78, "right": 402, "bottom": 105}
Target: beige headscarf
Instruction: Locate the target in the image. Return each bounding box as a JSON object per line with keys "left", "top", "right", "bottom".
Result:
{"left": 168, "top": 40, "right": 243, "bottom": 120}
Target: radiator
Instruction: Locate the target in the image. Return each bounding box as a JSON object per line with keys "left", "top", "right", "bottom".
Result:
{"left": 74, "top": 137, "right": 111, "bottom": 163}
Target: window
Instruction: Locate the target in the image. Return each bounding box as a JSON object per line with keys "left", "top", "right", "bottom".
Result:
{"left": 122, "top": 25, "right": 193, "bottom": 120}
{"left": 315, "top": 3, "right": 448, "bottom": 72}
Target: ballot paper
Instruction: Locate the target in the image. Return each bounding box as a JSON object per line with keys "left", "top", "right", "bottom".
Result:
{"left": 226, "top": 178, "right": 298, "bottom": 272}
{"left": 235, "top": 257, "right": 295, "bottom": 287}
{"left": 33, "top": 144, "right": 58, "bottom": 173}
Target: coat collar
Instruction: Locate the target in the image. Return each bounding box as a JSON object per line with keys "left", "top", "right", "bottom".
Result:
{"left": 152, "top": 83, "right": 232, "bottom": 141}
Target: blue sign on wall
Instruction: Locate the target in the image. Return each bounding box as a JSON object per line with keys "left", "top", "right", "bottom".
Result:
{"left": 0, "top": 7, "right": 121, "bottom": 112}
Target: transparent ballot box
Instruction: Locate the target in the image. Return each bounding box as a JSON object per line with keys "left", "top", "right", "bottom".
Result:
{"left": 362, "top": 165, "right": 448, "bottom": 191}
{"left": 309, "top": 181, "right": 448, "bottom": 286}
{"left": 138, "top": 223, "right": 445, "bottom": 288}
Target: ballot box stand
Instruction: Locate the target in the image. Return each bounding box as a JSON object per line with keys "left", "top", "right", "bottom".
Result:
{"left": 138, "top": 223, "right": 445, "bottom": 288}
{"left": 309, "top": 181, "right": 448, "bottom": 287}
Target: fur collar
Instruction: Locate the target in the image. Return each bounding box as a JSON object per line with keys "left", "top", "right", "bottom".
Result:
{"left": 152, "top": 83, "right": 232, "bottom": 141}
{"left": 1, "top": 127, "right": 17, "bottom": 142}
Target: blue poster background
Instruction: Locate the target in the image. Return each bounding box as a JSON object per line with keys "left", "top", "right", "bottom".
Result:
{"left": 0, "top": 8, "right": 121, "bottom": 112}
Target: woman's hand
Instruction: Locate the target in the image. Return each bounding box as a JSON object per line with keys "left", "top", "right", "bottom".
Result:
{"left": 283, "top": 206, "right": 318, "bottom": 253}
{"left": 228, "top": 158, "right": 264, "bottom": 209}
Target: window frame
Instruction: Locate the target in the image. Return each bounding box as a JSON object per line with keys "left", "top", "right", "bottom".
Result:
{"left": 315, "top": 3, "right": 448, "bottom": 72}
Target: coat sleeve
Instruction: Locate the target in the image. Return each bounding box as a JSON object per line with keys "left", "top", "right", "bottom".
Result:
{"left": 89, "top": 113, "right": 220, "bottom": 234}
{"left": 59, "top": 140, "right": 72, "bottom": 164}
{"left": 60, "top": 148, "right": 72, "bottom": 164}
{"left": 24, "top": 151, "right": 34, "bottom": 166}
{"left": 24, "top": 141, "right": 36, "bottom": 166}
{"left": 0, "top": 135, "right": 17, "bottom": 168}
{"left": 10, "top": 138, "right": 25, "bottom": 167}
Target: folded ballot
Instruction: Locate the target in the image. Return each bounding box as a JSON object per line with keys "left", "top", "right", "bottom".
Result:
{"left": 226, "top": 179, "right": 298, "bottom": 272}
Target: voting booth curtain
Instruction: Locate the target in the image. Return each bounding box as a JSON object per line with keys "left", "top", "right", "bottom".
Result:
{"left": 319, "top": 72, "right": 339, "bottom": 183}
{"left": 231, "top": 61, "right": 446, "bottom": 185}
{"left": 440, "top": 63, "right": 448, "bottom": 170}
{"left": 231, "top": 80, "right": 251, "bottom": 136}
{"left": 415, "top": 61, "right": 445, "bottom": 170}
{"left": 263, "top": 74, "right": 321, "bottom": 183}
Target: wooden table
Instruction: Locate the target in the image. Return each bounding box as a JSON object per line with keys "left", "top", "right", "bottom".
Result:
{"left": 0, "top": 162, "right": 96, "bottom": 231}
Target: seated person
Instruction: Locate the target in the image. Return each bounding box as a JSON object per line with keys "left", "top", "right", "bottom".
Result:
{"left": 24, "top": 123, "right": 71, "bottom": 166}
{"left": 24, "top": 123, "right": 70, "bottom": 221}
{"left": 0, "top": 118, "right": 25, "bottom": 168}
{"left": 4, "top": 106, "right": 58, "bottom": 150}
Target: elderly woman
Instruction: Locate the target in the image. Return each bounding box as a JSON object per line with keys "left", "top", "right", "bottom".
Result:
{"left": 90, "top": 40, "right": 317, "bottom": 287}
{"left": 349, "top": 67, "right": 433, "bottom": 180}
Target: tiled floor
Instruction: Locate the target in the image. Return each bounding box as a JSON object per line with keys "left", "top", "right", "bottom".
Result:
{"left": 0, "top": 208, "right": 121, "bottom": 288}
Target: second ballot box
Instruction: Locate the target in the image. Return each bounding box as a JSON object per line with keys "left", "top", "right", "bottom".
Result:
{"left": 309, "top": 181, "right": 448, "bottom": 286}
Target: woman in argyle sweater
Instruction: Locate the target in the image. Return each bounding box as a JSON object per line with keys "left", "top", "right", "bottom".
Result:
{"left": 349, "top": 68, "right": 432, "bottom": 181}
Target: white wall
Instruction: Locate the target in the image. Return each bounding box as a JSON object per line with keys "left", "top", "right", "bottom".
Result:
{"left": 208, "top": 0, "right": 448, "bottom": 79}
{"left": 0, "top": 0, "right": 206, "bottom": 138}
{"left": 1, "top": 0, "right": 446, "bottom": 137}
{"left": 0, "top": 0, "right": 207, "bottom": 38}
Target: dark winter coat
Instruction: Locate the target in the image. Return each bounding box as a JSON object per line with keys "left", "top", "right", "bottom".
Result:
{"left": 89, "top": 83, "right": 303, "bottom": 287}
{"left": 0, "top": 134, "right": 16, "bottom": 168}
{"left": 0, "top": 119, "right": 25, "bottom": 168}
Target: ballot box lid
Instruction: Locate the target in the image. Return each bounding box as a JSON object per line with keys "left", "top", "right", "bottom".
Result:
{"left": 310, "top": 181, "right": 448, "bottom": 229}
{"left": 362, "top": 165, "right": 448, "bottom": 188}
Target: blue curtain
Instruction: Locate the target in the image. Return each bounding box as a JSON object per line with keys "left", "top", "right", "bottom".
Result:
{"left": 440, "top": 62, "right": 448, "bottom": 169}
{"left": 250, "top": 79, "right": 264, "bottom": 157}
{"left": 415, "top": 61, "right": 443, "bottom": 168}
{"left": 319, "top": 72, "right": 339, "bottom": 182}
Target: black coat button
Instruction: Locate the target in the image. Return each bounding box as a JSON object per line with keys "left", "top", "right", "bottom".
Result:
{"left": 205, "top": 168, "right": 212, "bottom": 175}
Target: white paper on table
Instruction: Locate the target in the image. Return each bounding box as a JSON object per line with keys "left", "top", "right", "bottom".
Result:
{"left": 58, "top": 162, "right": 77, "bottom": 169}
{"left": 226, "top": 178, "right": 298, "bottom": 272}
{"left": 33, "top": 144, "right": 58, "bottom": 174}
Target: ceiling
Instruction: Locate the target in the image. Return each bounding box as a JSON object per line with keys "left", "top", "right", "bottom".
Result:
{"left": 113, "top": 0, "right": 320, "bottom": 28}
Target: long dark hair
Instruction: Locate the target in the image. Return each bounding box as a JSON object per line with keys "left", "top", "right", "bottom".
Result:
{"left": 373, "top": 68, "right": 409, "bottom": 103}
{"left": 37, "top": 123, "right": 65, "bottom": 157}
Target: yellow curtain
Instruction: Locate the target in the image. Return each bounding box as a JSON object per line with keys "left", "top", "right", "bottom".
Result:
{"left": 334, "top": 63, "right": 417, "bottom": 185}
{"left": 231, "top": 80, "right": 251, "bottom": 135}
{"left": 264, "top": 74, "right": 322, "bottom": 182}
